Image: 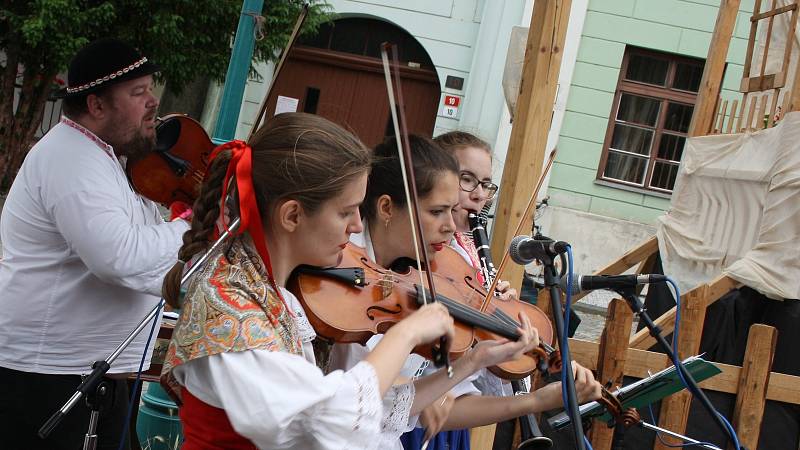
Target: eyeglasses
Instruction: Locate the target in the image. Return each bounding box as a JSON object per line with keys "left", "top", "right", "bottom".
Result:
{"left": 459, "top": 172, "right": 498, "bottom": 199}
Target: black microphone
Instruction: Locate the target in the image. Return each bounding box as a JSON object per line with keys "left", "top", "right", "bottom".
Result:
{"left": 559, "top": 273, "right": 668, "bottom": 295}
{"left": 509, "top": 235, "right": 569, "bottom": 265}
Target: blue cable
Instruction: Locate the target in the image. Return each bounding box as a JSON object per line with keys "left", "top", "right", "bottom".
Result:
{"left": 666, "top": 277, "right": 741, "bottom": 450}
{"left": 117, "top": 299, "right": 164, "bottom": 450}
{"left": 563, "top": 247, "right": 593, "bottom": 449}
{"left": 562, "top": 246, "right": 573, "bottom": 412}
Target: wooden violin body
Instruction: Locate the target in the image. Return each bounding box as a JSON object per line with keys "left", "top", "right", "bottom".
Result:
{"left": 127, "top": 114, "right": 214, "bottom": 206}
{"left": 289, "top": 243, "right": 475, "bottom": 360}
{"left": 288, "top": 242, "right": 554, "bottom": 379}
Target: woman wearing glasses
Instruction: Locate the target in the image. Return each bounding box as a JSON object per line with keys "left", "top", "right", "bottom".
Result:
{"left": 395, "top": 132, "right": 601, "bottom": 450}
{"left": 433, "top": 132, "right": 514, "bottom": 299}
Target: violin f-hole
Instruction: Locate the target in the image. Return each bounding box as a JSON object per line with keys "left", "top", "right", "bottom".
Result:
{"left": 365, "top": 304, "right": 403, "bottom": 320}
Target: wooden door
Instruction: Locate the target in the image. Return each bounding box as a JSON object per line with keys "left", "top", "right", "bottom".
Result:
{"left": 263, "top": 46, "right": 440, "bottom": 148}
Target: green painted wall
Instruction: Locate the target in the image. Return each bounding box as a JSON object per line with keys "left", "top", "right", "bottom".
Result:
{"left": 549, "top": 0, "right": 754, "bottom": 224}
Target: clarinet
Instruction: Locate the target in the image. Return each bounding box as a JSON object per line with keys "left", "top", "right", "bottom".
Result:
{"left": 468, "top": 208, "right": 554, "bottom": 450}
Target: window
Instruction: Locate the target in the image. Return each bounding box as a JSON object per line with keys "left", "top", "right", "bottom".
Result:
{"left": 598, "top": 48, "right": 705, "bottom": 194}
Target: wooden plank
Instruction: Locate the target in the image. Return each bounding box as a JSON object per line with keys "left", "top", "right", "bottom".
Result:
{"left": 688, "top": 0, "right": 743, "bottom": 137}
{"left": 630, "top": 275, "right": 740, "bottom": 349}
{"left": 752, "top": 2, "right": 797, "bottom": 20}
{"left": 736, "top": 93, "right": 748, "bottom": 131}
{"left": 781, "top": 88, "right": 792, "bottom": 118}
{"left": 532, "top": 288, "right": 555, "bottom": 395}
{"left": 783, "top": 7, "right": 799, "bottom": 82}
{"left": 717, "top": 100, "right": 729, "bottom": 133}
{"left": 469, "top": 424, "right": 496, "bottom": 450}
{"left": 571, "top": 237, "right": 659, "bottom": 303}
{"left": 537, "top": 285, "right": 554, "bottom": 325}
{"left": 789, "top": 8, "right": 800, "bottom": 112}
{"left": 569, "top": 338, "right": 800, "bottom": 403}
{"left": 740, "top": 0, "right": 763, "bottom": 99}
{"left": 757, "top": 93, "right": 768, "bottom": 129}
{"left": 731, "top": 325, "right": 777, "bottom": 450}
{"left": 757, "top": 0, "right": 778, "bottom": 85}
{"left": 746, "top": 95, "right": 758, "bottom": 131}
{"left": 727, "top": 99, "right": 739, "bottom": 133}
{"left": 589, "top": 299, "right": 634, "bottom": 450}
{"left": 653, "top": 284, "right": 709, "bottom": 450}
{"left": 490, "top": 0, "right": 572, "bottom": 292}
{"left": 768, "top": 89, "right": 780, "bottom": 127}
{"left": 741, "top": 73, "right": 779, "bottom": 92}
{"left": 634, "top": 251, "right": 659, "bottom": 297}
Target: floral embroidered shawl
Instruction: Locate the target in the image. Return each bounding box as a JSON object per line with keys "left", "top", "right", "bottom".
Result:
{"left": 161, "top": 236, "right": 302, "bottom": 403}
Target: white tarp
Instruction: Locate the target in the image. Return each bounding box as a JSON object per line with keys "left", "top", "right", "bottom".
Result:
{"left": 657, "top": 111, "right": 800, "bottom": 300}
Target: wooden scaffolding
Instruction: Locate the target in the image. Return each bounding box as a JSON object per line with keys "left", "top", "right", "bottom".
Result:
{"left": 545, "top": 1, "right": 800, "bottom": 449}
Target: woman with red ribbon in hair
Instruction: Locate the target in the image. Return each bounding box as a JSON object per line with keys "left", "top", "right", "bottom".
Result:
{"left": 158, "top": 113, "right": 460, "bottom": 450}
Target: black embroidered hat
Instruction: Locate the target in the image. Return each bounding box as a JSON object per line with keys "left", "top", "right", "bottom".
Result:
{"left": 54, "top": 38, "right": 160, "bottom": 99}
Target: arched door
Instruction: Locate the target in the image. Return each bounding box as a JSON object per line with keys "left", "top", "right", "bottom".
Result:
{"left": 263, "top": 17, "right": 441, "bottom": 148}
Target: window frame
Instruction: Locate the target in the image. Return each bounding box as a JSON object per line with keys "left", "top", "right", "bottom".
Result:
{"left": 596, "top": 47, "right": 704, "bottom": 194}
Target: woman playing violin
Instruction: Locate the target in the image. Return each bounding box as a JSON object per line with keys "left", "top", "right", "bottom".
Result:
{"left": 328, "top": 134, "right": 602, "bottom": 450}
{"left": 158, "top": 113, "right": 459, "bottom": 450}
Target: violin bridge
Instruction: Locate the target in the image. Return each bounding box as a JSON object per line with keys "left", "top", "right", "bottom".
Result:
{"left": 378, "top": 273, "right": 395, "bottom": 299}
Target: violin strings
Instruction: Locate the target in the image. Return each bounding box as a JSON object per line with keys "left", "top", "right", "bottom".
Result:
{"left": 490, "top": 307, "right": 556, "bottom": 353}
{"left": 357, "top": 273, "right": 522, "bottom": 338}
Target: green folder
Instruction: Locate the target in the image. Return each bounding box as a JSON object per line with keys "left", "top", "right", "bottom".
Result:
{"left": 548, "top": 355, "right": 722, "bottom": 430}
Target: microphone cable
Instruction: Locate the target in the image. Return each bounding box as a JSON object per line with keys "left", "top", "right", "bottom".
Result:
{"left": 117, "top": 299, "right": 164, "bottom": 450}
{"left": 563, "top": 245, "right": 594, "bottom": 450}
{"left": 668, "top": 277, "right": 741, "bottom": 450}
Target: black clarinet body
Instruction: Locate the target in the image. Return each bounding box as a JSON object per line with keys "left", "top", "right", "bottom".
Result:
{"left": 468, "top": 209, "right": 553, "bottom": 450}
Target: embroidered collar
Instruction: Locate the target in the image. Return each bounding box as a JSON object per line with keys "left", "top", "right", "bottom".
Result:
{"left": 61, "top": 117, "right": 114, "bottom": 158}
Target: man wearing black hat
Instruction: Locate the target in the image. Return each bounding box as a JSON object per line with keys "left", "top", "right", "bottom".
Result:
{"left": 0, "top": 38, "right": 189, "bottom": 449}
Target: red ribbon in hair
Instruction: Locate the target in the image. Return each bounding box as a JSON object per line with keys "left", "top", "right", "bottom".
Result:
{"left": 206, "top": 140, "right": 291, "bottom": 315}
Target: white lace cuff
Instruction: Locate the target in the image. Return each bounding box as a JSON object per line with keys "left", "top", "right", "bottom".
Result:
{"left": 349, "top": 361, "right": 383, "bottom": 439}
{"left": 381, "top": 381, "right": 417, "bottom": 440}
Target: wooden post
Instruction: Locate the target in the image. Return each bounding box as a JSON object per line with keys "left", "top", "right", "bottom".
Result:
{"left": 687, "top": 0, "right": 743, "bottom": 137}
{"left": 788, "top": 33, "right": 800, "bottom": 112}
{"left": 469, "top": 424, "right": 497, "bottom": 450}
{"left": 589, "top": 299, "right": 634, "bottom": 450}
{"left": 531, "top": 287, "right": 554, "bottom": 393}
{"left": 653, "top": 284, "right": 709, "bottom": 450}
{"left": 731, "top": 324, "right": 778, "bottom": 450}
{"left": 629, "top": 275, "right": 740, "bottom": 350}
{"left": 490, "top": 0, "right": 572, "bottom": 291}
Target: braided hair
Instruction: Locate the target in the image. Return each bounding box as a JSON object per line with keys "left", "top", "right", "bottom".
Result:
{"left": 162, "top": 113, "right": 371, "bottom": 307}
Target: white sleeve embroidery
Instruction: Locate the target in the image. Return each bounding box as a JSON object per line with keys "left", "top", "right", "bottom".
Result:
{"left": 176, "top": 350, "right": 384, "bottom": 450}
{"left": 379, "top": 381, "right": 417, "bottom": 445}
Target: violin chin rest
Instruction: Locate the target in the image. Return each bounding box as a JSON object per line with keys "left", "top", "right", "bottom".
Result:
{"left": 155, "top": 117, "right": 182, "bottom": 153}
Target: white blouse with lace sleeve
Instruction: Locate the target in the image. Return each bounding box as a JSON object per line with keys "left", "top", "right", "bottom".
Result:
{"left": 173, "top": 350, "right": 383, "bottom": 450}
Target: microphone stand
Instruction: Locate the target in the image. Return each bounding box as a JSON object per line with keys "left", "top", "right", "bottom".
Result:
{"left": 468, "top": 210, "right": 553, "bottom": 449}
{"left": 38, "top": 218, "right": 241, "bottom": 446}
{"left": 612, "top": 287, "right": 747, "bottom": 450}
{"left": 540, "top": 251, "right": 586, "bottom": 450}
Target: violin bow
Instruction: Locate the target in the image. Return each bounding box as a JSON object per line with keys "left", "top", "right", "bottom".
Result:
{"left": 479, "top": 149, "right": 557, "bottom": 312}
{"left": 380, "top": 43, "right": 452, "bottom": 376}
{"left": 248, "top": 3, "right": 309, "bottom": 140}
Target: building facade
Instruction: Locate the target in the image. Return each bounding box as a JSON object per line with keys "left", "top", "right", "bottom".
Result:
{"left": 209, "top": 0, "right": 756, "bottom": 307}
{"left": 536, "top": 0, "right": 754, "bottom": 307}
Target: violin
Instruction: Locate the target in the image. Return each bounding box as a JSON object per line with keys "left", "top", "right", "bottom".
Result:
{"left": 126, "top": 5, "right": 308, "bottom": 207}
{"left": 288, "top": 242, "right": 553, "bottom": 380}
{"left": 126, "top": 114, "right": 214, "bottom": 206}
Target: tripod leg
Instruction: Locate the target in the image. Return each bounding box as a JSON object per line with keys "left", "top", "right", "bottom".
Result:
{"left": 83, "top": 381, "right": 110, "bottom": 450}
